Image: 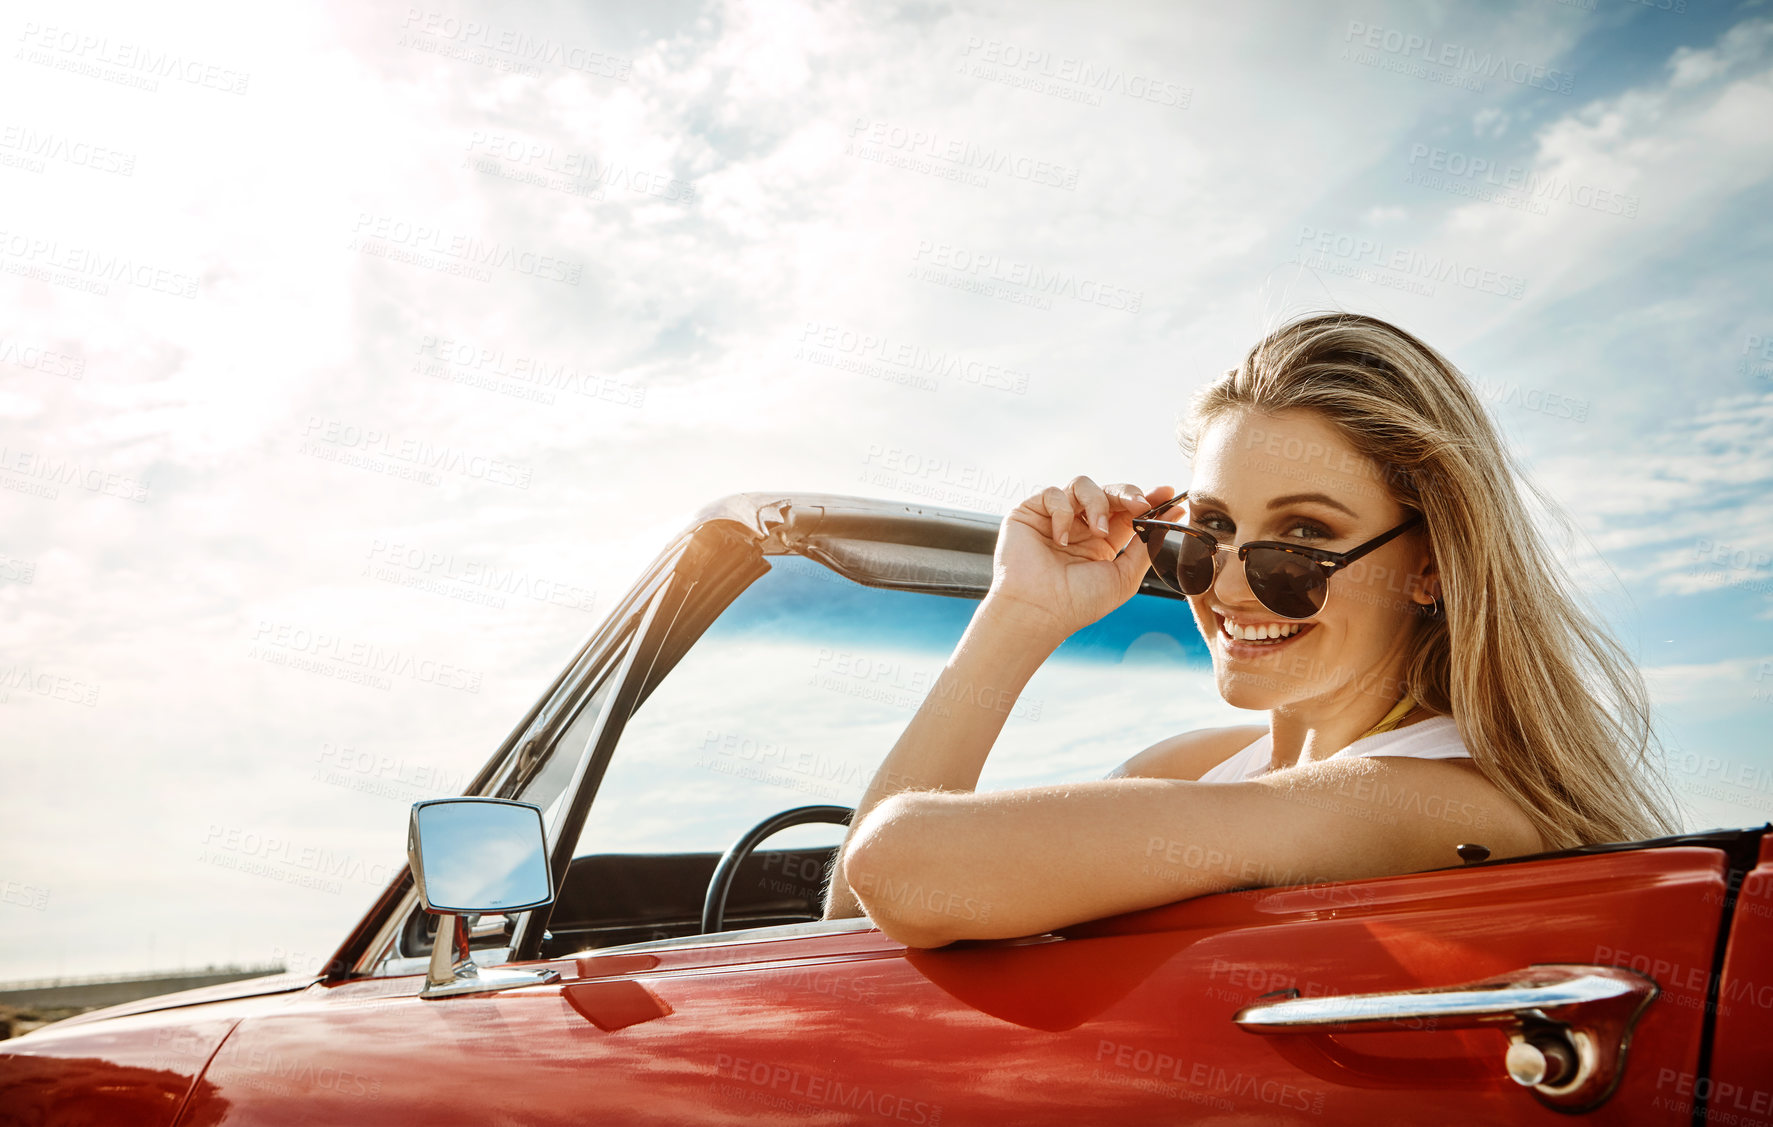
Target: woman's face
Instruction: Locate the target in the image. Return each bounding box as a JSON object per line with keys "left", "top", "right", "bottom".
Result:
{"left": 1185, "top": 407, "right": 1436, "bottom": 714}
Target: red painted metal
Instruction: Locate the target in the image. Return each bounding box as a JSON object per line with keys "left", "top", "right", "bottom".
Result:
{"left": 1700, "top": 832, "right": 1773, "bottom": 1124}
{"left": 0, "top": 1009, "right": 240, "bottom": 1127}
{"left": 0, "top": 845, "right": 1742, "bottom": 1124}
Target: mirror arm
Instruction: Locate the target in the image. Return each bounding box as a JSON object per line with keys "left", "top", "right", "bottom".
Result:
{"left": 422, "top": 911, "right": 561, "bottom": 1000}
{"left": 425, "top": 913, "right": 472, "bottom": 990}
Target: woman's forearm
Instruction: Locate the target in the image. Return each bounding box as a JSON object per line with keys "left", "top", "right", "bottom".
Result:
{"left": 823, "top": 594, "right": 1062, "bottom": 920}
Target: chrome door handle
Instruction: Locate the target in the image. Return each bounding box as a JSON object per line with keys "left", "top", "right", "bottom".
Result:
{"left": 1233, "top": 963, "right": 1657, "bottom": 1112}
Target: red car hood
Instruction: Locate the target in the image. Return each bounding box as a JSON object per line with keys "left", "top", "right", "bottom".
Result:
{"left": 39, "top": 971, "right": 320, "bottom": 1031}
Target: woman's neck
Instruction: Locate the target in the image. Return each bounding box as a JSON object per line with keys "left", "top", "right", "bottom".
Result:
{"left": 1266, "top": 696, "right": 1432, "bottom": 771}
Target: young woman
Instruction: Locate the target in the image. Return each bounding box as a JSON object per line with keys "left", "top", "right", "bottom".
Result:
{"left": 823, "top": 311, "right": 1683, "bottom": 949}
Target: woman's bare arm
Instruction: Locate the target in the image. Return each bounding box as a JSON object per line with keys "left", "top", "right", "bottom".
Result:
{"left": 821, "top": 595, "right": 1062, "bottom": 920}
{"left": 823, "top": 475, "right": 1172, "bottom": 924}
{"left": 840, "top": 754, "right": 1544, "bottom": 948}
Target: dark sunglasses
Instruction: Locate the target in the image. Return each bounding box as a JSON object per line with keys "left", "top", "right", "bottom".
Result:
{"left": 1129, "top": 492, "right": 1422, "bottom": 619}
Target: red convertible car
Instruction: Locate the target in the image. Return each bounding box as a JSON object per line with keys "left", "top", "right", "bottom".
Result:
{"left": 3, "top": 491, "right": 1769, "bottom": 1125}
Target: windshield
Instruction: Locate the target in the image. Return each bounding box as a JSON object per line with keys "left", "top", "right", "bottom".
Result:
{"left": 571, "top": 552, "right": 1218, "bottom": 857}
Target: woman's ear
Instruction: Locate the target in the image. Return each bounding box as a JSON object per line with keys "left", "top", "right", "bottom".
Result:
{"left": 1412, "top": 549, "right": 1440, "bottom": 606}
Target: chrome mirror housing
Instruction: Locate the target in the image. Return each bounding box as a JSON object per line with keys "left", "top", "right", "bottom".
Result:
{"left": 407, "top": 798, "right": 560, "bottom": 999}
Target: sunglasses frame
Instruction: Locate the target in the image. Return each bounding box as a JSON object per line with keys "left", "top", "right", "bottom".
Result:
{"left": 1129, "top": 491, "right": 1424, "bottom": 619}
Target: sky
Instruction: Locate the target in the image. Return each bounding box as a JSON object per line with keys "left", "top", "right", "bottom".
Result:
{"left": 2, "top": 0, "right": 1771, "bottom": 982}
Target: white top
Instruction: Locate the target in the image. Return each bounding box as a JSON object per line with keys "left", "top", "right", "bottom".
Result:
{"left": 1197, "top": 714, "right": 1471, "bottom": 783}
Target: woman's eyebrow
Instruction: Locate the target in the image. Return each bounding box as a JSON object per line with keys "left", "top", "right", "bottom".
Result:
{"left": 1189, "top": 491, "right": 1359, "bottom": 518}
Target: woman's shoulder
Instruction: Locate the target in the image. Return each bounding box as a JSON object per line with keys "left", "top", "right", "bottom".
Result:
{"left": 1109, "top": 724, "right": 1270, "bottom": 782}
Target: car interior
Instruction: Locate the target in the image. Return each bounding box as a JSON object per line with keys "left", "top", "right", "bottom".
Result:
{"left": 396, "top": 844, "right": 842, "bottom": 960}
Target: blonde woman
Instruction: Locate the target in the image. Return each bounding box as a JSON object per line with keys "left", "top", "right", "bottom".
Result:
{"left": 824, "top": 311, "right": 1683, "bottom": 949}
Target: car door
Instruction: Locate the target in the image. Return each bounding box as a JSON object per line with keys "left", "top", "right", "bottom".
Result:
{"left": 177, "top": 837, "right": 1742, "bottom": 1125}
{"left": 177, "top": 499, "right": 1754, "bottom": 1124}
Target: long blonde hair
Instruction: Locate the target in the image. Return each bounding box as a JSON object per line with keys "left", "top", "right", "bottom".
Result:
{"left": 1179, "top": 311, "right": 1683, "bottom": 850}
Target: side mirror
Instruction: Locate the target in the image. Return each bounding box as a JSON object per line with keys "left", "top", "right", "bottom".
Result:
{"left": 407, "top": 797, "right": 560, "bottom": 998}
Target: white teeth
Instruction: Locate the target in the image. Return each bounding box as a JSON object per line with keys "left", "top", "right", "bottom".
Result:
{"left": 1223, "top": 619, "right": 1305, "bottom": 641}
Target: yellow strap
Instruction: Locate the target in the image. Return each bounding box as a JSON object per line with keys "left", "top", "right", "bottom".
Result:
{"left": 1359, "top": 693, "right": 1417, "bottom": 741}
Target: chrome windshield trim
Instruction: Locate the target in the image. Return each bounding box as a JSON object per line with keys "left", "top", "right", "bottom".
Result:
{"left": 571, "top": 916, "right": 879, "bottom": 957}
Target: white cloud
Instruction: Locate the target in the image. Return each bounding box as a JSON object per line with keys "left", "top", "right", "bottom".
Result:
{"left": 2, "top": 0, "right": 1768, "bottom": 980}
{"left": 1472, "top": 106, "right": 1509, "bottom": 139}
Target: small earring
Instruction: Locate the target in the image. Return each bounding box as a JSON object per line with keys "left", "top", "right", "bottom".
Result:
{"left": 1419, "top": 596, "right": 1442, "bottom": 618}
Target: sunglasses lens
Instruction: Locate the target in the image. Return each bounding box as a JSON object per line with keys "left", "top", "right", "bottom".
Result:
{"left": 1139, "top": 524, "right": 1185, "bottom": 593}
{"left": 1174, "top": 535, "right": 1217, "bottom": 595}
{"left": 1138, "top": 501, "right": 1212, "bottom": 595}
{"left": 1245, "top": 548, "right": 1327, "bottom": 619}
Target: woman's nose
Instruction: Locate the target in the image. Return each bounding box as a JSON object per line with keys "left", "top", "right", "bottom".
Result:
{"left": 1211, "top": 544, "right": 1259, "bottom": 607}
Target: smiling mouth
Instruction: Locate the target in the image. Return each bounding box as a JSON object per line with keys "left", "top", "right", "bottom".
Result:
{"left": 1216, "top": 613, "right": 1316, "bottom": 646}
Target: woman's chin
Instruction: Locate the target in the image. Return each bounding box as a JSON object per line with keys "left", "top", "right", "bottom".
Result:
{"left": 1214, "top": 674, "right": 1285, "bottom": 711}
{"left": 1214, "top": 668, "right": 1328, "bottom": 711}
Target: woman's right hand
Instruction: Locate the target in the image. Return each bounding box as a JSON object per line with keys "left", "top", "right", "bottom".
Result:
{"left": 983, "top": 476, "right": 1178, "bottom": 645}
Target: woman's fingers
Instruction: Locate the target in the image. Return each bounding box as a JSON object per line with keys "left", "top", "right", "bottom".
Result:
{"left": 1131, "top": 483, "right": 1177, "bottom": 513}
{"left": 1032, "top": 479, "right": 1174, "bottom": 548}
{"left": 1040, "top": 485, "right": 1073, "bottom": 546}
{"left": 1069, "top": 476, "right": 1113, "bottom": 537}
{"left": 1105, "top": 482, "right": 1153, "bottom": 516}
